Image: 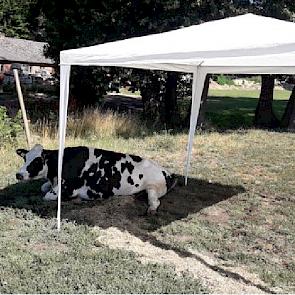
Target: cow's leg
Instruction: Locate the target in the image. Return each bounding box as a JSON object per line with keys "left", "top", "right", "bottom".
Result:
{"left": 43, "top": 185, "right": 58, "bottom": 201}
{"left": 146, "top": 188, "right": 161, "bottom": 215}
{"left": 41, "top": 181, "right": 52, "bottom": 194}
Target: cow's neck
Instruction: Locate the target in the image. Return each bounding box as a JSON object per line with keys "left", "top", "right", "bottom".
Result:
{"left": 43, "top": 149, "right": 59, "bottom": 183}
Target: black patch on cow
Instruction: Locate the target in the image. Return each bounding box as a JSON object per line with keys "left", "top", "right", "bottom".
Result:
{"left": 93, "top": 148, "right": 102, "bottom": 158}
{"left": 84, "top": 163, "right": 102, "bottom": 190}
{"left": 139, "top": 174, "right": 143, "bottom": 179}
{"left": 83, "top": 163, "right": 99, "bottom": 179}
{"left": 43, "top": 147, "right": 90, "bottom": 184}
{"left": 63, "top": 177, "right": 84, "bottom": 198}
{"left": 127, "top": 176, "right": 134, "bottom": 185}
{"left": 130, "top": 155, "right": 142, "bottom": 162}
{"left": 27, "top": 157, "right": 44, "bottom": 178}
{"left": 87, "top": 190, "right": 103, "bottom": 200}
{"left": 135, "top": 184, "right": 139, "bottom": 187}
{"left": 110, "top": 167, "right": 122, "bottom": 190}
{"left": 44, "top": 150, "right": 58, "bottom": 183}
{"left": 121, "top": 161, "right": 135, "bottom": 174}
{"left": 92, "top": 164, "right": 121, "bottom": 197}
{"left": 63, "top": 147, "right": 90, "bottom": 179}
{"left": 94, "top": 148, "right": 126, "bottom": 164}
{"left": 92, "top": 149, "right": 125, "bottom": 195}
{"left": 60, "top": 185, "right": 72, "bottom": 201}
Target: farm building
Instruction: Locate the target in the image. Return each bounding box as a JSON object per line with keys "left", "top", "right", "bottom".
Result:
{"left": 0, "top": 34, "right": 55, "bottom": 88}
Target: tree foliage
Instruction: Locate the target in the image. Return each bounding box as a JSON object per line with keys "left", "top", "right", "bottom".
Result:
{"left": 2, "top": 0, "right": 295, "bottom": 128}
{"left": 0, "top": 0, "right": 36, "bottom": 38}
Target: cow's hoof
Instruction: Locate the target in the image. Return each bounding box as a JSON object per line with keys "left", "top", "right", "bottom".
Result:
{"left": 41, "top": 181, "right": 52, "bottom": 194}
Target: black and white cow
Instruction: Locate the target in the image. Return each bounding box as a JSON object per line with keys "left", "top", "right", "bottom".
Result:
{"left": 16, "top": 144, "right": 176, "bottom": 214}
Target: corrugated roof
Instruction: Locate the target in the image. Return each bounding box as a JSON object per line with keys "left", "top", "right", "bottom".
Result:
{"left": 0, "top": 36, "right": 55, "bottom": 66}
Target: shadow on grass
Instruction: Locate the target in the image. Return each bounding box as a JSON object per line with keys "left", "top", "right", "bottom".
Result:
{"left": 206, "top": 96, "right": 289, "bottom": 130}
{"left": 0, "top": 178, "right": 274, "bottom": 293}
{"left": 0, "top": 176, "right": 245, "bottom": 229}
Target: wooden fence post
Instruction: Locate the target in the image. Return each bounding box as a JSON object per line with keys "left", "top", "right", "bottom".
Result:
{"left": 13, "top": 69, "right": 32, "bottom": 149}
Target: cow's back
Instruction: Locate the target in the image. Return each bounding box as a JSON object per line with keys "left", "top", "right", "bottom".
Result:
{"left": 61, "top": 146, "right": 174, "bottom": 200}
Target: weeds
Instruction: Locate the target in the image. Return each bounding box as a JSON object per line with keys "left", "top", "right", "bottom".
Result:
{"left": 33, "top": 108, "right": 148, "bottom": 140}
{"left": 0, "top": 106, "right": 23, "bottom": 144}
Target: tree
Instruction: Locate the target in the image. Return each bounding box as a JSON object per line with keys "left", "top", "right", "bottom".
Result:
{"left": 28, "top": 0, "right": 295, "bottom": 129}
{"left": 0, "top": 0, "right": 35, "bottom": 38}
{"left": 280, "top": 86, "right": 295, "bottom": 128}
{"left": 254, "top": 75, "right": 280, "bottom": 128}
{"left": 249, "top": 0, "right": 295, "bottom": 129}
{"left": 184, "top": 74, "right": 210, "bottom": 128}
{"left": 165, "top": 72, "right": 181, "bottom": 128}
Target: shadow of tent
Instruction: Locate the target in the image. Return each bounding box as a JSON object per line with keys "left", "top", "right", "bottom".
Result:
{"left": 0, "top": 176, "right": 245, "bottom": 233}
{"left": 0, "top": 180, "right": 58, "bottom": 218}
{"left": 60, "top": 176, "right": 245, "bottom": 232}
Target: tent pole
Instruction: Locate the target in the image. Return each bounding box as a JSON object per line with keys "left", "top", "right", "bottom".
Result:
{"left": 57, "top": 64, "right": 71, "bottom": 231}
{"left": 185, "top": 66, "right": 206, "bottom": 185}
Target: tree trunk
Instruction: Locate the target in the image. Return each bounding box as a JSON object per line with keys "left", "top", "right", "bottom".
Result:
{"left": 197, "top": 74, "right": 210, "bottom": 127}
{"left": 280, "top": 85, "right": 295, "bottom": 128}
{"left": 185, "top": 74, "right": 210, "bottom": 128}
{"left": 254, "top": 75, "right": 280, "bottom": 128}
{"left": 165, "top": 72, "right": 180, "bottom": 128}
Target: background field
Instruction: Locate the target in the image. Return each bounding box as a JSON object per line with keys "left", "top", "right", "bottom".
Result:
{"left": 0, "top": 90, "right": 294, "bottom": 293}
{"left": 205, "top": 89, "right": 290, "bottom": 129}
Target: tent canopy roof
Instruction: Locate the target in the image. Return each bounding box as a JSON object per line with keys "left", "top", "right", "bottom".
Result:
{"left": 57, "top": 13, "right": 295, "bottom": 230}
{"left": 60, "top": 13, "right": 295, "bottom": 74}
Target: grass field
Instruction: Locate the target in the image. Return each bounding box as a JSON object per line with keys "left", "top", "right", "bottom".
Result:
{"left": 0, "top": 89, "right": 294, "bottom": 293}
{"left": 205, "top": 89, "right": 291, "bottom": 129}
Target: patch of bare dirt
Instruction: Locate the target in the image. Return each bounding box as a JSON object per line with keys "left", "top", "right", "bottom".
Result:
{"left": 95, "top": 227, "right": 270, "bottom": 294}
{"left": 201, "top": 207, "right": 230, "bottom": 225}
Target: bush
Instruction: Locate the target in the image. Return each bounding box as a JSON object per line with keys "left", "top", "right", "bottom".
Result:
{"left": 0, "top": 106, "right": 23, "bottom": 143}
{"left": 248, "top": 76, "right": 262, "bottom": 84}
{"left": 217, "top": 74, "right": 234, "bottom": 86}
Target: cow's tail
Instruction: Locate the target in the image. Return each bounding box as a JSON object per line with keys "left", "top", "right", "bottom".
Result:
{"left": 166, "top": 173, "right": 177, "bottom": 194}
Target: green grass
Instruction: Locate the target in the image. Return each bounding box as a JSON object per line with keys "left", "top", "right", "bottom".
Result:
{"left": 1, "top": 89, "right": 295, "bottom": 293}
{"left": 0, "top": 208, "right": 204, "bottom": 294}
{"left": 119, "top": 87, "right": 141, "bottom": 96}
{"left": 205, "top": 89, "right": 291, "bottom": 129}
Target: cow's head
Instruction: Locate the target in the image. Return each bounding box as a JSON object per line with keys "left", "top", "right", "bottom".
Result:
{"left": 16, "top": 144, "right": 48, "bottom": 181}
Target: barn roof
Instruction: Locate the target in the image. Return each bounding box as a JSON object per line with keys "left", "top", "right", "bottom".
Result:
{"left": 0, "top": 36, "right": 54, "bottom": 66}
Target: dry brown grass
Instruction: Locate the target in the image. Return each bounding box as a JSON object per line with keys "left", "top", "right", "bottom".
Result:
{"left": 33, "top": 108, "right": 146, "bottom": 140}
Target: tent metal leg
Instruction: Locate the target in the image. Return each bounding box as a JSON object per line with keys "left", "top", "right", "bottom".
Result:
{"left": 57, "top": 65, "right": 71, "bottom": 231}
{"left": 185, "top": 67, "right": 206, "bottom": 185}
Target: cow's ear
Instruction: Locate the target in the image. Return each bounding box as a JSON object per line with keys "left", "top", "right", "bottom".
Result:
{"left": 16, "top": 149, "right": 28, "bottom": 158}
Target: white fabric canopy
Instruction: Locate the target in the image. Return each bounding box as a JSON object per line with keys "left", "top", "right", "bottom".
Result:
{"left": 58, "top": 13, "right": 295, "bottom": 230}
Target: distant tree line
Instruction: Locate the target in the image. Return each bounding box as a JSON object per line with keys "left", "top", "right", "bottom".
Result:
{"left": 1, "top": 0, "right": 295, "bottom": 129}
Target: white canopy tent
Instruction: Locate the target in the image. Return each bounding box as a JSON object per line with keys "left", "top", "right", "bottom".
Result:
{"left": 58, "top": 13, "right": 295, "bottom": 229}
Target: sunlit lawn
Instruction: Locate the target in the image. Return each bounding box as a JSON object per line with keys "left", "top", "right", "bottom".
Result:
{"left": 205, "top": 89, "right": 291, "bottom": 128}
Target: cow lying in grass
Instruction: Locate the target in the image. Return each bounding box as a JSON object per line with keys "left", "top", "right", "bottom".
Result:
{"left": 16, "top": 144, "right": 177, "bottom": 214}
